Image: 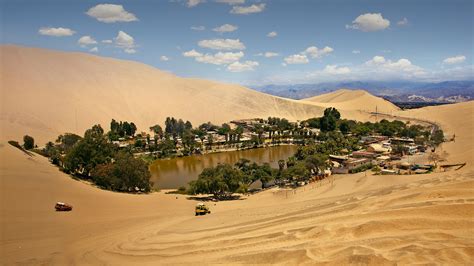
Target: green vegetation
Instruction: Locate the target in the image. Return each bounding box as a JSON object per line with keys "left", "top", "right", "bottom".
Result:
{"left": 91, "top": 152, "right": 151, "bottom": 192}
{"left": 8, "top": 140, "right": 33, "bottom": 156}
{"left": 40, "top": 124, "right": 152, "bottom": 193}
{"left": 63, "top": 125, "right": 116, "bottom": 176}
{"left": 431, "top": 129, "right": 444, "bottom": 145}
{"left": 23, "top": 135, "right": 35, "bottom": 150}
{"left": 108, "top": 119, "right": 137, "bottom": 140}
{"left": 30, "top": 106, "right": 444, "bottom": 195}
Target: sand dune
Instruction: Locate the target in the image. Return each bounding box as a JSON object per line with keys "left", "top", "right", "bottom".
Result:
{"left": 1, "top": 100, "right": 473, "bottom": 264}
{"left": 1, "top": 45, "right": 473, "bottom": 264}
{"left": 0, "top": 45, "right": 325, "bottom": 144}
{"left": 302, "top": 89, "right": 400, "bottom": 114}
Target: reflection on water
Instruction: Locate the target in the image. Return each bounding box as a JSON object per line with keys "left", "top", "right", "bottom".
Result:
{"left": 149, "top": 145, "right": 298, "bottom": 189}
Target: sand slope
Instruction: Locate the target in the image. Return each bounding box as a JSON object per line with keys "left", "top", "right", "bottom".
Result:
{"left": 302, "top": 89, "right": 400, "bottom": 114}
{"left": 0, "top": 45, "right": 325, "bottom": 144}
{"left": 1, "top": 101, "right": 473, "bottom": 265}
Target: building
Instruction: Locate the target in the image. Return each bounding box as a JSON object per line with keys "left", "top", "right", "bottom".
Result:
{"left": 352, "top": 151, "right": 377, "bottom": 159}
{"left": 367, "top": 143, "right": 391, "bottom": 154}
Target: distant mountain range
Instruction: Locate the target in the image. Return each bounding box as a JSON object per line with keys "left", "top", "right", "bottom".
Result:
{"left": 253, "top": 80, "right": 474, "bottom": 103}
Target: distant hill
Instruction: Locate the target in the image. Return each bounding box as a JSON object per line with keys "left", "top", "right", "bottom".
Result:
{"left": 254, "top": 81, "right": 474, "bottom": 103}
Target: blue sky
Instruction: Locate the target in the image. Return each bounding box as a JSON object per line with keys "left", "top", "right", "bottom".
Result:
{"left": 1, "top": 0, "right": 473, "bottom": 85}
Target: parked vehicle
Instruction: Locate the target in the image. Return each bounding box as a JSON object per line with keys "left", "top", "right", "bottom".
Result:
{"left": 55, "top": 202, "right": 72, "bottom": 211}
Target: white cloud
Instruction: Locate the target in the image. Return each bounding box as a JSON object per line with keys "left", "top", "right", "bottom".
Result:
{"left": 267, "top": 31, "right": 277, "bottom": 38}
{"left": 283, "top": 45, "right": 333, "bottom": 65}
{"left": 264, "top": 52, "right": 279, "bottom": 58}
{"left": 230, "top": 3, "right": 265, "bottom": 14}
{"left": 38, "top": 27, "right": 75, "bottom": 37}
{"left": 196, "top": 51, "right": 244, "bottom": 65}
{"left": 352, "top": 50, "right": 361, "bottom": 54}
{"left": 346, "top": 13, "right": 390, "bottom": 32}
{"left": 115, "top": 31, "right": 135, "bottom": 48}
{"left": 367, "top": 55, "right": 386, "bottom": 65}
{"left": 443, "top": 55, "right": 466, "bottom": 65}
{"left": 323, "top": 65, "right": 351, "bottom": 75}
{"left": 102, "top": 39, "right": 113, "bottom": 44}
{"left": 78, "top": 36, "right": 97, "bottom": 47}
{"left": 187, "top": 0, "right": 205, "bottom": 7}
{"left": 227, "top": 60, "right": 259, "bottom": 72}
{"left": 304, "top": 46, "right": 334, "bottom": 58}
{"left": 183, "top": 49, "right": 244, "bottom": 65}
{"left": 114, "top": 31, "right": 137, "bottom": 53}
{"left": 89, "top": 47, "right": 99, "bottom": 53}
{"left": 213, "top": 24, "right": 238, "bottom": 33}
{"left": 284, "top": 54, "right": 309, "bottom": 64}
{"left": 198, "top": 38, "right": 245, "bottom": 50}
{"left": 397, "top": 17, "right": 409, "bottom": 26}
{"left": 86, "top": 4, "right": 137, "bottom": 23}
{"left": 183, "top": 49, "right": 203, "bottom": 57}
{"left": 215, "top": 0, "right": 245, "bottom": 4}
{"left": 191, "top": 25, "right": 206, "bottom": 31}
{"left": 160, "top": 56, "right": 170, "bottom": 61}
{"left": 365, "top": 56, "right": 424, "bottom": 75}
{"left": 124, "top": 48, "right": 136, "bottom": 54}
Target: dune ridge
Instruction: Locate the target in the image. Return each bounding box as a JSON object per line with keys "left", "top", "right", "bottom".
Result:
{"left": 1, "top": 45, "right": 325, "bottom": 144}
{"left": 302, "top": 89, "right": 400, "bottom": 114}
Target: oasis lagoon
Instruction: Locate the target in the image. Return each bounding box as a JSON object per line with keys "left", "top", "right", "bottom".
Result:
{"left": 149, "top": 145, "right": 298, "bottom": 189}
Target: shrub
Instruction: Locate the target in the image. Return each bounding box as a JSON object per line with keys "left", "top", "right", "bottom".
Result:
{"left": 23, "top": 135, "right": 34, "bottom": 150}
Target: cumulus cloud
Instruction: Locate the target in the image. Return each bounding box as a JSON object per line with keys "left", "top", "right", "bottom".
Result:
{"left": 196, "top": 52, "right": 244, "bottom": 65}
{"left": 124, "top": 48, "right": 136, "bottom": 54}
{"left": 364, "top": 56, "right": 425, "bottom": 78}
{"left": 38, "top": 27, "right": 75, "bottom": 37}
{"left": 304, "top": 46, "right": 334, "bottom": 58}
{"left": 323, "top": 65, "right": 351, "bottom": 75}
{"left": 160, "top": 56, "right": 170, "bottom": 61}
{"left": 191, "top": 25, "right": 205, "bottom": 31}
{"left": 443, "top": 55, "right": 466, "bottom": 65}
{"left": 346, "top": 13, "right": 390, "bottom": 32}
{"left": 89, "top": 47, "right": 99, "bottom": 53}
{"left": 198, "top": 38, "right": 245, "bottom": 50}
{"left": 227, "top": 60, "right": 259, "bottom": 72}
{"left": 352, "top": 50, "right": 361, "bottom": 54}
{"left": 183, "top": 49, "right": 203, "bottom": 57}
{"left": 283, "top": 45, "right": 333, "bottom": 65}
{"left": 86, "top": 4, "right": 137, "bottom": 23}
{"left": 230, "top": 3, "right": 265, "bottom": 14}
{"left": 187, "top": 0, "right": 205, "bottom": 7}
{"left": 397, "top": 17, "right": 409, "bottom": 26}
{"left": 215, "top": 0, "right": 245, "bottom": 4}
{"left": 213, "top": 24, "right": 238, "bottom": 33}
{"left": 284, "top": 54, "right": 309, "bottom": 64}
{"left": 102, "top": 39, "right": 113, "bottom": 44}
{"left": 183, "top": 49, "right": 244, "bottom": 65}
{"left": 78, "top": 36, "right": 97, "bottom": 47}
{"left": 114, "top": 31, "right": 137, "bottom": 53}
{"left": 182, "top": 49, "right": 254, "bottom": 72}
{"left": 267, "top": 31, "right": 277, "bottom": 38}
{"left": 263, "top": 52, "right": 279, "bottom": 58}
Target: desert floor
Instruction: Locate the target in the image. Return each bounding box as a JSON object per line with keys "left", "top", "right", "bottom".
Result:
{"left": 1, "top": 102, "right": 473, "bottom": 265}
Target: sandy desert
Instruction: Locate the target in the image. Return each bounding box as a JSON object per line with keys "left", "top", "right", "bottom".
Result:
{"left": 1, "top": 45, "right": 473, "bottom": 265}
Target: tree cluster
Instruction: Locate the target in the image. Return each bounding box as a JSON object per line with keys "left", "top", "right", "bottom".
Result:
{"left": 40, "top": 124, "right": 152, "bottom": 193}
{"left": 109, "top": 119, "right": 137, "bottom": 140}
